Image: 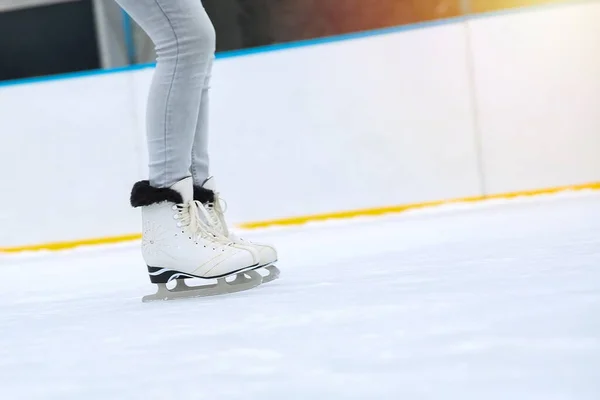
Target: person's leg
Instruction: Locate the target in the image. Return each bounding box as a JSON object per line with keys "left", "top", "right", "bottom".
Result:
{"left": 115, "top": 0, "right": 215, "bottom": 188}
{"left": 191, "top": 55, "right": 214, "bottom": 187}
{"left": 121, "top": 0, "right": 265, "bottom": 299}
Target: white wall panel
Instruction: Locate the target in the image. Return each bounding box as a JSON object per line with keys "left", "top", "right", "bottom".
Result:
{"left": 2, "top": 1, "right": 598, "bottom": 249}
{"left": 0, "top": 73, "right": 143, "bottom": 247}
{"left": 469, "top": 1, "right": 600, "bottom": 194}
{"left": 134, "top": 24, "right": 481, "bottom": 225}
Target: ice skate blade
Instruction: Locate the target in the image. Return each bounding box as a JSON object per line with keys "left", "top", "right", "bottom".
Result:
{"left": 142, "top": 270, "right": 263, "bottom": 302}
{"left": 259, "top": 265, "right": 280, "bottom": 284}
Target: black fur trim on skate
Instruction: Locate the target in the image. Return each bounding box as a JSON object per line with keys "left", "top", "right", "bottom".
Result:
{"left": 193, "top": 185, "right": 215, "bottom": 204}
{"left": 130, "top": 180, "right": 183, "bottom": 208}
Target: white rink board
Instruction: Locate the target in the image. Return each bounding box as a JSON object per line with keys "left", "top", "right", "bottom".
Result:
{"left": 1, "top": 1, "right": 600, "bottom": 248}
{"left": 1, "top": 23, "right": 479, "bottom": 247}
{"left": 134, "top": 22, "right": 480, "bottom": 224}
{"left": 469, "top": 1, "right": 600, "bottom": 194}
{"left": 0, "top": 73, "right": 144, "bottom": 247}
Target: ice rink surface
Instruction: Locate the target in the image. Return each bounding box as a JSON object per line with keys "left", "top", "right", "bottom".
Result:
{"left": 1, "top": 191, "right": 599, "bottom": 399}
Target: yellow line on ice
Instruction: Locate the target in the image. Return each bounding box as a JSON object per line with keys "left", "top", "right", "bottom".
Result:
{"left": 1, "top": 182, "right": 599, "bottom": 254}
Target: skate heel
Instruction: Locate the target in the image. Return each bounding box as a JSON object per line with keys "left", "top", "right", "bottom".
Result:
{"left": 147, "top": 266, "right": 190, "bottom": 284}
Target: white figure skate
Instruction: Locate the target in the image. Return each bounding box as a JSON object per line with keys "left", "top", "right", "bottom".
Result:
{"left": 194, "top": 177, "right": 280, "bottom": 284}
{"left": 130, "top": 177, "right": 266, "bottom": 302}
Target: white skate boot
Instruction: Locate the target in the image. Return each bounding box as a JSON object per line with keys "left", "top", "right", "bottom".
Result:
{"left": 130, "top": 177, "right": 264, "bottom": 302}
{"left": 194, "top": 177, "right": 280, "bottom": 284}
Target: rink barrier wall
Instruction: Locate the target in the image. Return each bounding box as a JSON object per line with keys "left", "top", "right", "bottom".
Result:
{"left": 1, "top": 182, "right": 598, "bottom": 254}
{"left": 1, "top": 0, "right": 599, "bottom": 252}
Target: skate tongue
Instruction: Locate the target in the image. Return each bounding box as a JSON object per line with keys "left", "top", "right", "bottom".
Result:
{"left": 201, "top": 176, "right": 217, "bottom": 192}
{"left": 200, "top": 176, "right": 229, "bottom": 235}
{"left": 170, "top": 177, "right": 194, "bottom": 204}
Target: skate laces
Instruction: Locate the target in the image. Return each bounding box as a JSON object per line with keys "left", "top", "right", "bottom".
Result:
{"left": 175, "top": 201, "right": 233, "bottom": 245}
{"left": 205, "top": 195, "right": 247, "bottom": 244}
{"left": 205, "top": 194, "right": 229, "bottom": 236}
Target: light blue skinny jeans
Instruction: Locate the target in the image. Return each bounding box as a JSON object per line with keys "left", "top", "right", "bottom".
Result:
{"left": 114, "top": 0, "right": 215, "bottom": 188}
